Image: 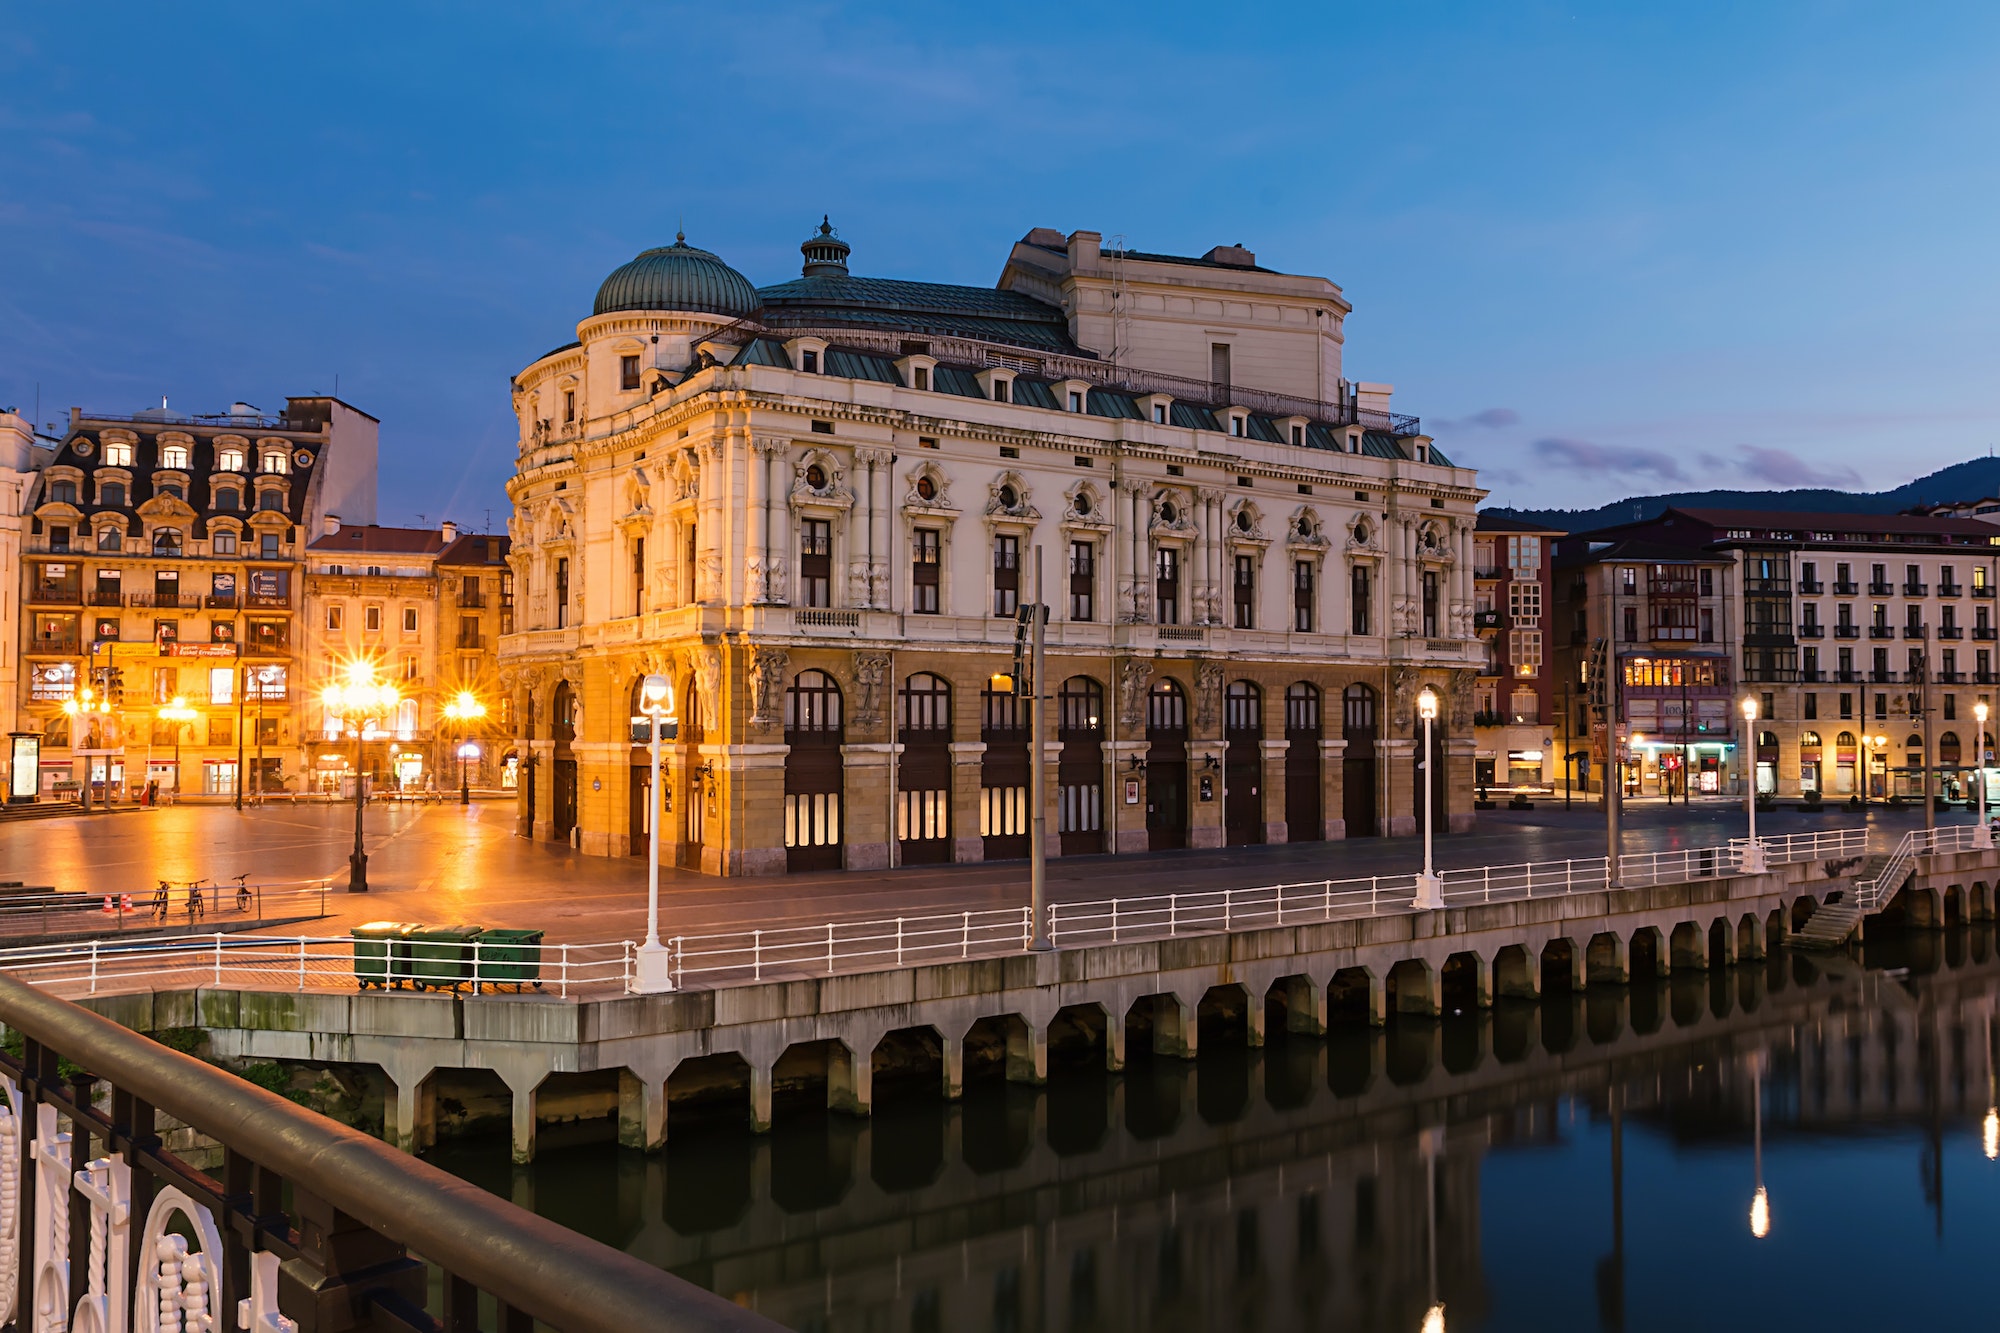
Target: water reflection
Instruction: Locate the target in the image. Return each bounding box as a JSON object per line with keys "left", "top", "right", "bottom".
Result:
{"left": 430, "top": 928, "right": 2000, "bottom": 1332}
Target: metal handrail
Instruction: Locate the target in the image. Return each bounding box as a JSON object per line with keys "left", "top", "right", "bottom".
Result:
{"left": 0, "top": 973, "right": 777, "bottom": 1331}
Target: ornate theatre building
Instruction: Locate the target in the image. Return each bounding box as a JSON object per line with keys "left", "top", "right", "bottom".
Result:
{"left": 500, "top": 223, "right": 1485, "bottom": 874}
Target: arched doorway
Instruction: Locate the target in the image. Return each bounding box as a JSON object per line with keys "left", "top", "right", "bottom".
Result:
{"left": 784, "top": 670, "right": 844, "bottom": 872}
{"left": 1057, "top": 676, "right": 1105, "bottom": 855}
{"left": 980, "top": 678, "right": 1031, "bottom": 860}
{"left": 549, "top": 681, "right": 577, "bottom": 843}
{"left": 1147, "top": 679, "right": 1189, "bottom": 850}
{"left": 1342, "top": 684, "right": 1378, "bottom": 838}
{"left": 897, "top": 673, "right": 953, "bottom": 865}
{"left": 1224, "top": 681, "right": 1263, "bottom": 845}
{"left": 678, "top": 673, "right": 705, "bottom": 869}
{"left": 1285, "top": 682, "right": 1323, "bottom": 842}
{"left": 1799, "top": 730, "right": 1822, "bottom": 796}
{"left": 1412, "top": 697, "right": 1449, "bottom": 837}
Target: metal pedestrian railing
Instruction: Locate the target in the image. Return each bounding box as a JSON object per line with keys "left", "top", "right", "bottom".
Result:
{"left": 0, "top": 825, "right": 1893, "bottom": 999}
{"left": 0, "top": 879, "right": 333, "bottom": 938}
{"left": 1854, "top": 824, "right": 1985, "bottom": 909}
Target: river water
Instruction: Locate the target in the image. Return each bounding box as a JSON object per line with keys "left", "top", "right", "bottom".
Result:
{"left": 430, "top": 929, "right": 2000, "bottom": 1332}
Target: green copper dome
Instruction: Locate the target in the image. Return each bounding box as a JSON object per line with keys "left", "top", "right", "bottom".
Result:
{"left": 592, "top": 235, "right": 758, "bottom": 318}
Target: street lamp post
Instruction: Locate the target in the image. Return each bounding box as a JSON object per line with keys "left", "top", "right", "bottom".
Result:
{"left": 443, "top": 691, "right": 487, "bottom": 806}
{"left": 1739, "top": 697, "right": 1767, "bottom": 873}
{"left": 1976, "top": 702, "right": 1992, "bottom": 849}
{"left": 632, "top": 673, "right": 676, "bottom": 993}
{"left": 323, "top": 662, "right": 399, "bottom": 893}
{"left": 157, "top": 696, "right": 197, "bottom": 804}
{"left": 1414, "top": 686, "right": 1444, "bottom": 910}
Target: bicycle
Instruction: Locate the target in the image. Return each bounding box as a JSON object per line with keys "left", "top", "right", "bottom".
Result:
{"left": 152, "top": 880, "right": 171, "bottom": 922}
{"left": 231, "top": 873, "right": 253, "bottom": 914}
{"left": 185, "top": 880, "right": 206, "bottom": 925}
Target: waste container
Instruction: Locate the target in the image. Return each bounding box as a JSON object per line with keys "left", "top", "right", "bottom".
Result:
{"left": 352, "top": 923, "right": 423, "bottom": 990}
{"left": 472, "top": 928, "right": 546, "bottom": 993}
{"left": 405, "top": 924, "right": 486, "bottom": 992}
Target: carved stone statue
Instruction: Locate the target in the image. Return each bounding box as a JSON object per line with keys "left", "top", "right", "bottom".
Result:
{"left": 748, "top": 647, "right": 789, "bottom": 731}
{"left": 852, "top": 651, "right": 890, "bottom": 730}
{"left": 1117, "top": 659, "right": 1152, "bottom": 730}
{"left": 1450, "top": 669, "right": 1477, "bottom": 729}
{"left": 1195, "top": 661, "right": 1224, "bottom": 730}
{"left": 694, "top": 647, "right": 722, "bottom": 733}
{"left": 1391, "top": 666, "right": 1420, "bottom": 731}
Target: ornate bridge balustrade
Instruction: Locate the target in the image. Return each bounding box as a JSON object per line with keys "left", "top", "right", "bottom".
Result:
{"left": 0, "top": 974, "right": 775, "bottom": 1333}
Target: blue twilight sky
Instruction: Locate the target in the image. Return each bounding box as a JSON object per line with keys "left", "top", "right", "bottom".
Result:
{"left": 4, "top": 2, "right": 1999, "bottom": 525}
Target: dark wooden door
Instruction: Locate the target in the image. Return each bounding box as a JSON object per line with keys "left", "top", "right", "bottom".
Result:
{"left": 1342, "top": 684, "right": 1378, "bottom": 838}
{"left": 1285, "top": 683, "right": 1323, "bottom": 842}
{"left": 1224, "top": 681, "right": 1263, "bottom": 846}
{"left": 1057, "top": 677, "right": 1105, "bottom": 855}
{"left": 628, "top": 763, "right": 648, "bottom": 856}
{"left": 1147, "top": 680, "right": 1188, "bottom": 851}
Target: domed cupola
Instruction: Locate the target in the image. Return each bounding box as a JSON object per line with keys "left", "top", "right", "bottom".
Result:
{"left": 592, "top": 234, "right": 759, "bottom": 318}
{"left": 799, "top": 216, "right": 851, "bottom": 278}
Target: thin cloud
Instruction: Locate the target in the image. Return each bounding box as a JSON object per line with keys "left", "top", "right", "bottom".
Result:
{"left": 1532, "top": 436, "right": 1685, "bottom": 483}
{"left": 1736, "top": 445, "right": 1861, "bottom": 489}
{"left": 1436, "top": 407, "right": 1519, "bottom": 431}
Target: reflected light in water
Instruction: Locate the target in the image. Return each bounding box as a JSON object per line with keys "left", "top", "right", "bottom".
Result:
{"left": 1749, "top": 1186, "right": 1771, "bottom": 1239}
{"left": 1421, "top": 1302, "right": 1446, "bottom": 1333}
{"left": 1984, "top": 1108, "right": 1998, "bottom": 1161}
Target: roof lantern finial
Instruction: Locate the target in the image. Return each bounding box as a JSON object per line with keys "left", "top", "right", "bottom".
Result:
{"left": 801, "top": 215, "right": 851, "bottom": 279}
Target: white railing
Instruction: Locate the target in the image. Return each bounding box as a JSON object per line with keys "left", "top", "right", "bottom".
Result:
{"left": 667, "top": 907, "right": 1034, "bottom": 986}
{"left": 0, "top": 880, "right": 334, "bottom": 938}
{"left": 1854, "top": 824, "right": 1985, "bottom": 909}
{"left": 0, "top": 934, "right": 625, "bottom": 1000}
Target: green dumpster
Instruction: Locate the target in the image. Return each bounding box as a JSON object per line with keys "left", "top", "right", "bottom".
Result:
{"left": 405, "top": 924, "right": 486, "bottom": 992}
{"left": 472, "top": 928, "right": 546, "bottom": 993}
{"left": 352, "top": 923, "right": 423, "bottom": 990}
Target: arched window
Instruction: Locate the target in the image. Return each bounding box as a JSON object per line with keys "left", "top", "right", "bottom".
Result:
{"left": 1940, "top": 731, "right": 1962, "bottom": 765}
{"left": 1224, "top": 681, "right": 1261, "bottom": 735}
{"left": 1837, "top": 730, "right": 1857, "bottom": 749}
{"left": 899, "top": 673, "right": 951, "bottom": 734}
{"left": 216, "top": 447, "right": 245, "bottom": 473}
{"left": 159, "top": 444, "right": 190, "bottom": 469}
{"left": 1285, "top": 682, "right": 1321, "bottom": 735}
{"left": 1147, "top": 679, "right": 1187, "bottom": 736}
{"left": 155, "top": 482, "right": 183, "bottom": 500}
{"left": 1905, "top": 733, "right": 1924, "bottom": 750}
{"left": 101, "top": 442, "right": 133, "bottom": 467}
{"left": 152, "top": 528, "right": 181, "bottom": 557}
{"left": 786, "top": 670, "right": 843, "bottom": 734}
{"left": 97, "top": 528, "right": 121, "bottom": 552}
{"left": 1759, "top": 731, "right": 1778, "bottom": 749}
{"left": 1800, "top": 730, "right": 1822, "bottom": 748}
{"left": 1343, "top": 683, "right": 1377, "bottom": 734}
{"left": 1058, "top": 677, "right": 1103, "bottom": 736}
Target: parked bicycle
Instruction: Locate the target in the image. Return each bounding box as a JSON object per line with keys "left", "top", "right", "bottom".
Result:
{"left": 231, "top": 873, "right": 253, "bottom": 913}
{"left": 185, "top": 881, "right": 206, "bottom": 924}
{"left": 152, "top": 880, "right": 172, "bottom": 922}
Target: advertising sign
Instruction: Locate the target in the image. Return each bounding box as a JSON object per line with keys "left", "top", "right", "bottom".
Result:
{"left": 8, "top": 735, "right": 39, "bottom": 801}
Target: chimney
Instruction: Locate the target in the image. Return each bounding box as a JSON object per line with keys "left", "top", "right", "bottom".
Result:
{"left": 322, "top": 514, "right": 341, "bottom": 537}
{"left": 441, "top": 520, "right": 458, "bottom": 543}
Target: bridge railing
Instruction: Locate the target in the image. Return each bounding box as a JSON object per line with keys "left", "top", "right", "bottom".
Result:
{"left": 0, "top": 972, "right": 778, "bottom": 1332}
{"left": 1855, "top": 824, "right": 1986, "bottom": 909}
{"left": 0, "top": 880, "right": 333, "bottom": 938}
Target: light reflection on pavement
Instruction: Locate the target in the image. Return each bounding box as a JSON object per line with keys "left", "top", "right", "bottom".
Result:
{"left": 0, "top": 799, "right": 1978, "bottom": 947}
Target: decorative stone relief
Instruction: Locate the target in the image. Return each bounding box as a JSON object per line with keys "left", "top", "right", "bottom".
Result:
{"left": 1391, "top": 666, "right": 1420, "bottom": 731}
{"left": 748, "top": 647, "right": 789, "bottom": 731}
{"left": 1117, "top": 659, "right": 1152, "bottom": 731}
{"left": 694, "top": 647, "right": 722, "bottom": 733}
{"left": 1288, "top": 506, "right": 1330, "bottom": 550}
{"left": 1194, "top": 661, "right": 1224, "bottom": 731}
{"left": 1148, "top": 489, "right": 1196, "bottom": 538}
{"left": 852, "top": 652, "right": 890, "bottom": 730}
{"left": 983, "top": 471, "right": 1040, "bottom": 523}
{"left": 902, "top": 463, "right": 955, "bottom": 515}
{"left": 790, "top": 449, "right": 852, "bottom": 508}
{"left": 1450, "top": 668, "right": 1477, "bottom": 729}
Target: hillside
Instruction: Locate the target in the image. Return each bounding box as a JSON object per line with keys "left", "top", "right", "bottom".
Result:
{"left": 1487, "top": 456, "right": 2000, "bottom": 533}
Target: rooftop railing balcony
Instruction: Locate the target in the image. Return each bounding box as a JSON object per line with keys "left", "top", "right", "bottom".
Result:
{"left": 1939, "top": 625, "right": 1963, "bottom": 639}
{"left": 1798, "top": 579, "right": 1825, "bottom": 594}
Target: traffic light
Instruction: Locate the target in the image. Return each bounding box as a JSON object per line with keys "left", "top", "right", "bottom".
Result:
{"left": 1586, "top": 638, "right": 1610, "bottom": 717}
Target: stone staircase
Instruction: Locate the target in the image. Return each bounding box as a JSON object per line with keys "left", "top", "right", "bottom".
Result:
{"left": 1791, "top": 888, "right": 1863, "bottom": 948}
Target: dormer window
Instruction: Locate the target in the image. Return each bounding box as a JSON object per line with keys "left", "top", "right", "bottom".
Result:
{"left": 1155, "top": 403, "right": 1168, "bottom": 424}
{"left": 1069, "top": 391, "right": 1084, "bottom": 412}
{"left": 1230, "top": 415, "right": 1245, "bottom": 437}
{"left": 102, "top": 442, "right": 133, "bottom": 467}
{"left": 212, "top": 530, "right": 236, "bottom": 555}
{"left": 913, "top": 367, "right": 930, "bottom": 391}
{"left": 620, "top": 355, "right": 641, "bottom": 390}
{"left": 160, "top": 444, "right": 190, "bottom": 469}
{"left": 260, "top": 449, "right": 289, "bottom": 475}
{"left": 1291, "top": 425, "right": 1305, "bottom": 446}
{"left": 992, "top": 378, "right": 1010, "bottom": 403}
{"left": 156, "top": 483, "right": 183, "bottom": 500}
{"left": 216, "top": 447, "right": 245, "bottom": 472}
{"left": 98, "top": 529, "right": 121, "bottom": 552}
{"left": 153, "top": 528, "right": 182, "bottom": 557}
{"left": 47, "top": 480, "right": 76, "bottom": 505}
{"left": 801, "top": 350, "right": 819, "bottom": 373}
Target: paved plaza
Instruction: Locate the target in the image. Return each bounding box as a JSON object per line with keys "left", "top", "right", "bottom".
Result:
{"left": 0, "top": 797, "right": 1977, "bottom": 948}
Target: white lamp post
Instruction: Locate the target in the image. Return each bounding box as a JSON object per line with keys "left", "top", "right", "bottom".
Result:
{"left": 631, "top": 673, "right": 677, "bottom": 993}
{"left": 1739, "top": 697, "right": 1767, "bottom": 873}
{"left": 1414, "top": 687, "right": 1444, "bottom": 910}
{"left": 1976, "top": 702, "right": 1992, "bottom": 849}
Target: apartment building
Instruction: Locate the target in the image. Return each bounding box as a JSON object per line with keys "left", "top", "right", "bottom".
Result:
{"left": 17, "top": 398, "right": 376, "bottom": 799}
{"left": 1564, "top": 508, "right": 2000, "bottom": 799}
{"left": 1472, "top": 515, "right": 1562, "bottom": 793}
{"left": 501, "top": 222, "right": 1486, "bottom": 874}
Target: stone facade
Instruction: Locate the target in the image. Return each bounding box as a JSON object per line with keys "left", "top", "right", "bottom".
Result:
{"left": 1472, "top": 515, "right": 1562, "bottom": 795}
{"left": 500, "top": 225, "right": 1485, "bottom": 873}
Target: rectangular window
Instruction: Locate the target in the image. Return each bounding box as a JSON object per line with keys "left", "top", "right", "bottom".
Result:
{"left": 1622, "top": 606, "right": 1638, "bottom": 642}
{"left": 800, "top": 519, "right": 832, "bottom": 608}
{"left": 404, "top": 655, "right": 419, "bottom": 681}
{"left": 259, "top": 532, "right": 279, "bottom": 558}
{"left": 1805, "top": 692, "right": 1818, "bottom": 719}
{"left": 459, "top": 614, "right": 480, "bottom": 648}
{"left": 1510, "top": 629, "right": 1543, "bottom": 677}
{"left": 153, "top": 667, "right": 178, "bottom": 704}
{"left": 1620, "top": 567, "right": 1637, "bottom": 595}
{"left": 1840, "top": 692, "right": 1853, "bottom": 719}
{"left": 1294, "top": 561, "right": 1314, "bottom": 632}
{"left": 213, "top": 530, "right": 236, "bottom": 555}
{"left": 209, "top": 667, "right": 234, "bottom": 705}
{"left": 980, "top": 786, "right": 1030, "bottom": 837}
{"left": 1508, "top": 581, "right": 1541, "bottom": 622}
{"left": 1155, "top": 547, "right": 1180, "bottom": 625}
{"left": 913, "top": 367, "right": 930, "bottom": 391}
{"left": 402, "top": 607, "right": 418, "bottom": 634}
{"left": 207, "top": 717, "right": 232, "bottom": 747}
{"left": 684, "top": 525, "right": 697, "bottom": 603}
{"left": 619, "top": 355, "right": 640, "bottom": 390}
{"left": 1234, "top": 555, "right": 1256, "bottom": 629}
{"left": 801, "top": 349, "right": 819, "bottom": 373}
{"left": 1210, "top": 343, "right": 1231, "bottom": 390}
{"left": 1699, "top": 568, "right": 1714, "bottom": 596}
{"left": 912, "top": 529, "right": 941, "bottom": 614}
{"left": 562, "top": 390, "right": 575, "bottom": 424}
{"left": 993, "top": 535, "right": 1020, "bottom": 617}
{"left": 364, "top": 606, "right": 382, "bottom": 632}
{"left": 1069, "top": 541, "right": 1094, "bottom": 621}
{"left": 1350, "top": 565, "right": 1371, "bottom": 635}
{"left": 1422, "top": 571, "right": 1440, "bottom": 637}
{"left": 554, "top": 557, "right": 569, "bottom": 627}
{"left": 784, "top": 792, "right": 842, "bottom": 848}
{"left": 326, "top": 605, "right": 343, "bottom": 632}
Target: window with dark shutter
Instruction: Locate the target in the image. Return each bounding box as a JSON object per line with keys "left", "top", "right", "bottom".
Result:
{"left": 993, "top": 535, "right": 1020, "bottom": 617}
{"left": 1295, "top": 561, "right": 1314, "bottom": 631}
{"left": 1069, "top": 541, "right": 1094, "bottom": 621}
{"left": 912, "top": 529, "right": 940, "bottom": 614}
{"left": 1155, "top": 547, "right": 1179, "bottom": 625}
{"left": 1234, "top": 554, "right": 1255, "bottom": 629}
{"left": 800, "top": 519, "right": 832, "bottom": 608}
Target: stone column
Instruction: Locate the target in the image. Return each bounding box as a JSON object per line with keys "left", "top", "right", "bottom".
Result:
{"left": 1320, "top": 737, "right": 1347, "bottom": 839}
{"left": 1156, "top": 994, "right": 1199, "bottom": 1058}
{"left": 697, "top": 435, "right": 725, "bottom": 604}
{"left": 942, "top": 1033, "right": 965, "bottom": 1100}
{"left": 617, "top": 1071, "right": 667, "bottom": 1151}
{"left": 839, "top": 742, "right": 895, "bottom": 872}
{"left": 1261, "top": 738, "right": 1290, "bottom": 843}
{"left": 749, "top": 1063, "right": 774, "bottom": 1133}
{"left": 1005, "top": 1023, "right": 1049, "bottom": 1084}
{"left": 829, "top": 1041, "right": 873, "bottom": 1115}
{"left": 949, "top": 740, "right": 986, "bottom": 864}
{"left": 1285, "top": 976, "right": 1327, "bottom": 1035}
{"left": 1105, "top": 1012, "right": 1127, "bottom": 1070}
{"left": 1039, "top": 738, "right": 1064, "bottom": 860}
{"left": 1380, "top": 737, "right": 1416, "bottom": 837}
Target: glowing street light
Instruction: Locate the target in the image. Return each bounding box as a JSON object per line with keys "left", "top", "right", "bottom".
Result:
{"left": 1413, "top": 687, "right": 1444, "bottom": 910}
{"left": 1739, "top": 697, "right": 1767, "bottom": 873}
{"left": 442, "top": 690, "right": 488, "bottom": 806}
{"left": 63, "top": 686, "right": 114, "bottom": 811}
{"left": 323, "top": 661, "right": 399, "bottom": 892}
{"left": 631, "top": 673, "right": 677, "bottom": 993}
